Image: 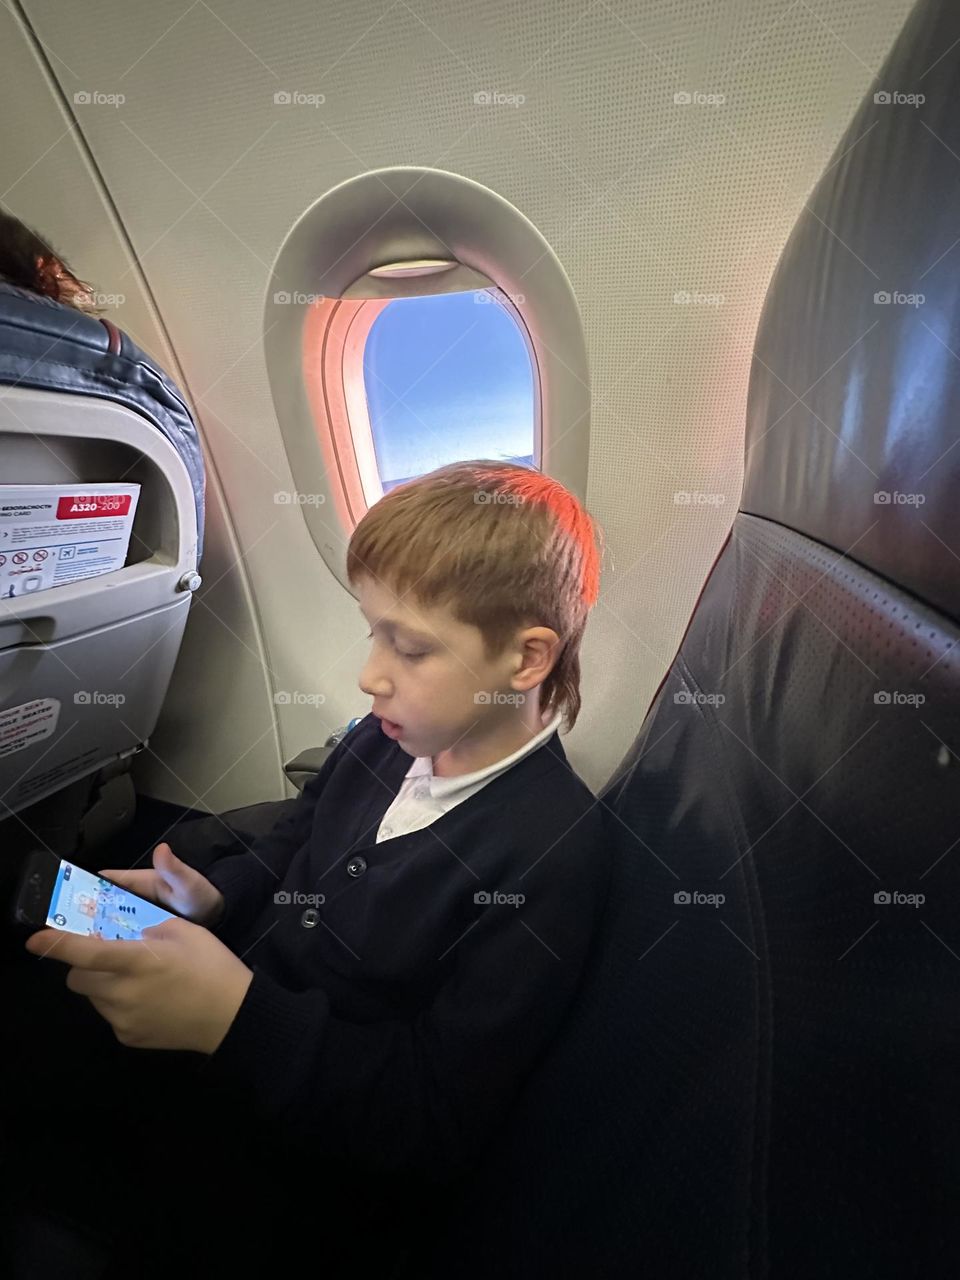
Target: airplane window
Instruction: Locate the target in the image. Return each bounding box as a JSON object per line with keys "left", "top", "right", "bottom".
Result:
{"left": 272, "top": 166, "right": 588, "bottom": 586}
{"left": 360, "top": 290, "right": 536, "bottom": 493}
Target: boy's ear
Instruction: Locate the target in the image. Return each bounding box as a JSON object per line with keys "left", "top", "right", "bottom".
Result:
{"left": 512, "top": 627, "right": 561, "bottom": 689}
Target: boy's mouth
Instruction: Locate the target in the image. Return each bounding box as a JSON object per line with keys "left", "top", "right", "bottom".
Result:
{"left": 377, "top": 716, "right": 403, "bottom": 738}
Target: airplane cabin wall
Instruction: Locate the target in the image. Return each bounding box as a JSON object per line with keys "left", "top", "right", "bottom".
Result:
{"left": 1, "top": 0, "right": 916, "bottom": 805}
{"left": 0, "top": 1, "right": 284, "bottom": 813}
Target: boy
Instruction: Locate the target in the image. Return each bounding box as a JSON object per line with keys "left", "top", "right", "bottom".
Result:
{"left": 13, "top": 459, "right": 608, "bottom": 1275}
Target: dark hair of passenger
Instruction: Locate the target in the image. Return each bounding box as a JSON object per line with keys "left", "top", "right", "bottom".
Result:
{"left": 0, "top": 207, "right": 95, "bottom": 310}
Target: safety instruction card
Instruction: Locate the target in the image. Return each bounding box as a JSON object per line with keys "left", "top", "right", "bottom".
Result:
{"left": 0, "top": 483, "right": 141, "bottom": 599}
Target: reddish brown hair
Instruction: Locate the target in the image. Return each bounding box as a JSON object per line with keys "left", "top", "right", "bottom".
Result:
{"left": 346, "top": 460, "right": 603, "bottom": 731}
{"left": 0, "top": 207, "right": 94, "bottom": 309}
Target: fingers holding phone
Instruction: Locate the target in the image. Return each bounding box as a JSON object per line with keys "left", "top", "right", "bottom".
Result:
{"left": 14, "top": 853, "right": 178, "bottom": 942}
{"left": 99, "top": 842, "right": 224, "bottom": 928}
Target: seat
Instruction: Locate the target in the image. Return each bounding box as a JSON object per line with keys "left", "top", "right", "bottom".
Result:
{"left": 403, "top": 1, "right": 960, "bottom": 1275}
{"left": 0, "top": 283, "right": 205, "bottom": 553}
{"left": 0, "top": 284, "right": 204, "bottom": 853}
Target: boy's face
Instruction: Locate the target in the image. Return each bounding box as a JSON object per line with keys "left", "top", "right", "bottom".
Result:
{"left": 355, "top": 574, "right": 555, "bottom": 760}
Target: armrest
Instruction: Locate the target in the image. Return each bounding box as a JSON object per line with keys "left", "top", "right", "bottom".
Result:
{"left": 282, "top": 717, "right": 366, "bottom": 791}
{"left": 283, "top": 746, "right": 333, "bottom": 792}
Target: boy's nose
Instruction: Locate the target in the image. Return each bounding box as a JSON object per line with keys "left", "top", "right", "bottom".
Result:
{"left": 358, "top": 660, "right": 390, "bottom": 698}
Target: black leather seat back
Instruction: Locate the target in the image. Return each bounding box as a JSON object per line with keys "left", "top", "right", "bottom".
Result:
{"left": 418, "top": 1, "right": 960, "bottom": 1275}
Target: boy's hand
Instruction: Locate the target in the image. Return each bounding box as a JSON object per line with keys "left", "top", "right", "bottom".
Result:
{"left": 99, "top": 842, "right": 225, "bottom": 928}
{"left": 24, "top": 918, "right": 253, "bottom": 1054}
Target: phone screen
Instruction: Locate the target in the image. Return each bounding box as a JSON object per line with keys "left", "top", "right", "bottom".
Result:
{"left": 46, "top": 860, "right": 175, "bottom": 940}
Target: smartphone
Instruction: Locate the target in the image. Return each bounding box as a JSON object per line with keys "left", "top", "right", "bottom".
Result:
{"left": 14, "top": 850, "right": 177, "bottom": 940}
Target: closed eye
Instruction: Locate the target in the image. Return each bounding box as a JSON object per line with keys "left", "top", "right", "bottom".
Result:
{"left": 365, "top": 629, "right": 426, "bottom": 660}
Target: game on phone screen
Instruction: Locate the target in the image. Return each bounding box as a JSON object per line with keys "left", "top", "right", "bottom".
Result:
{"left": 46, "top": 860, "right": 175, "bottom": 940}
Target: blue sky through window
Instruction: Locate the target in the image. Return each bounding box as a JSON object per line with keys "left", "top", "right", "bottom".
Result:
{"left": 362, "top": 291, "right": 535, "bottom": 492}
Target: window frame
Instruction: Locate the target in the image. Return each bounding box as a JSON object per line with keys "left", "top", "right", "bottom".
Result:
{"left": 264, "top": 166, "right": 590, "bottom": 596}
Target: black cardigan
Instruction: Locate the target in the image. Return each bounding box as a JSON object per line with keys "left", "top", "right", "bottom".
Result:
{"left": 200, "top": 711, "right": 610, "bottom": 1186}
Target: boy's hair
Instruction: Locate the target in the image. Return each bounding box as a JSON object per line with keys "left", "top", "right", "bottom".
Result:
{"left": 0, "top": 207, "right": 94, "bottom": 309}
{"left": 346, "top": 460, "right": 603, "bottom": 732}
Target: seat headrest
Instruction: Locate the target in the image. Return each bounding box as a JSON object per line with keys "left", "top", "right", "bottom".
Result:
{"left": 743, "top": 0, "right": 960, "bottom": 623}
{"left": 0, "top": 282, "right": 206, "bottom": 559}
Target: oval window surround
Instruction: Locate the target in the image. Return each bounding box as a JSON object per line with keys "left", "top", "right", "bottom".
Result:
{"left": 263, "top": 166, "right": 590, "bottom": 596}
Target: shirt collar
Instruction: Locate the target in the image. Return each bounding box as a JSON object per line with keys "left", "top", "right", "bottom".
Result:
{"left": 406, "top": 710, "right": 563, "bottom": 798}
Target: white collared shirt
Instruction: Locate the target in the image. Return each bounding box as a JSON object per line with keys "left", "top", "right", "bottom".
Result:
{"left": 375, "top": 709, "right": 564, "bottom": 843}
